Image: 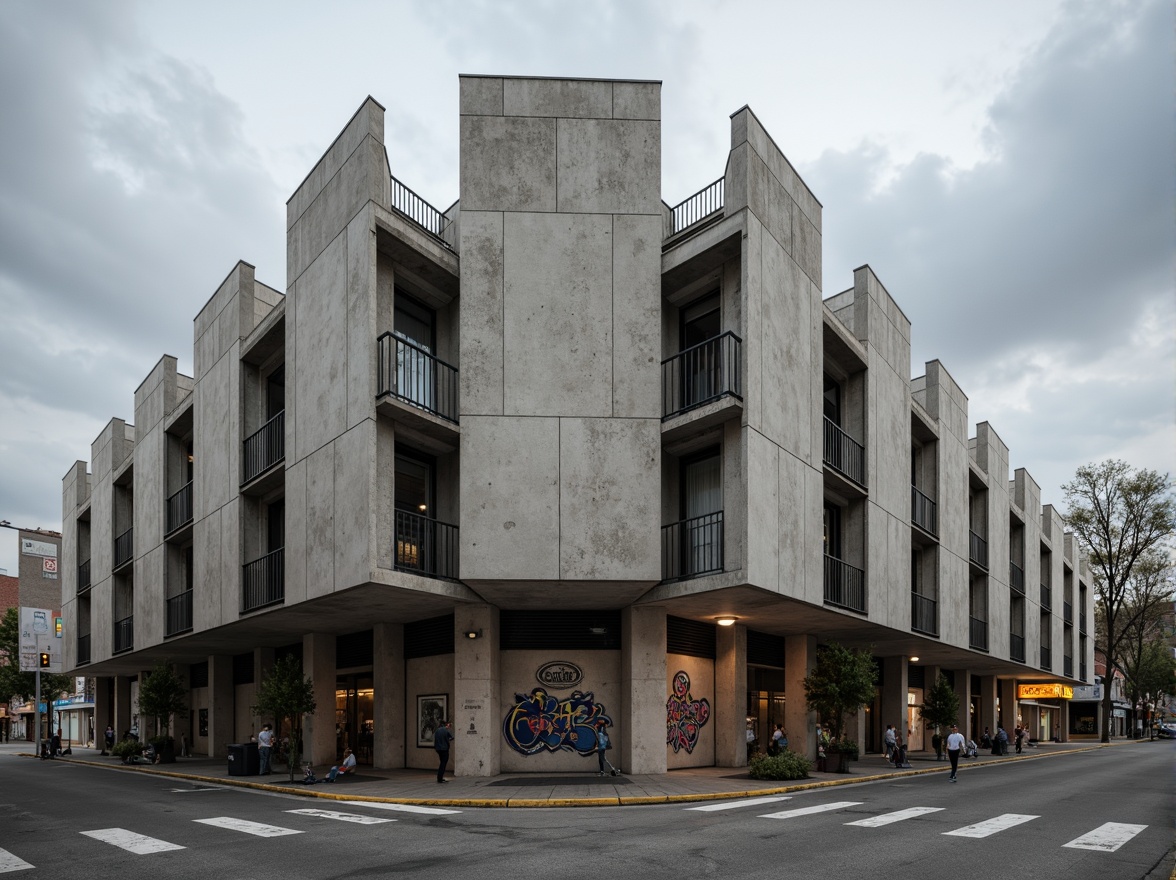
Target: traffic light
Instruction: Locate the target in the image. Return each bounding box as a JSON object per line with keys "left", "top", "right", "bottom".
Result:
{"left": 38, "top": 653, "right": 50, "bottom": 669}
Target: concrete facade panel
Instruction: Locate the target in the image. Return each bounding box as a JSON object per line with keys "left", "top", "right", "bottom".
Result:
{"left": 611, "top": 213, "right": 661, "bottom": 418}
{"left": 612, "top": 81, "right": 660, "bottom": 120}
{"left": 305, "top": 443, "right": 335, "bottom": 599}
{"left": 460, "top": 76, "right": 503, "bottom": 116}
{"left": 556, "top": 119, "right": 660, "bottom": 215}
{"left": 458, "top": 211, "right": 505, "bottom": 416}
{"left": 284, "top": 459, "right": 308, "bottom": 605}
{"left": 346, "top": 210, "right": 376, "bottom": 430}
{"left": 460, "top": 116, "right": 556, "bottom": 213}
{"left": 503, "top": 78, "right": 613, "bottom": 118}
{"left": 333, "top": 423, "right": 372, "bottom": 590}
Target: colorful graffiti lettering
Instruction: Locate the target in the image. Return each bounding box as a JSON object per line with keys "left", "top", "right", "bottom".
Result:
{"left": 503, "top": 688, "right": 611, "bottom": 756}
{"left": 666, "top": 670, "right": 711, "bottom": 754}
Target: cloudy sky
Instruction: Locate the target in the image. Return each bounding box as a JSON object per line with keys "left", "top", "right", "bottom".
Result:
{"left": 0, "top": 0, "right": 1172, "bottom": 575}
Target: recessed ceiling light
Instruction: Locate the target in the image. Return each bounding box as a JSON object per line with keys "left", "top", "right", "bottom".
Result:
{"left": 716, "top": 617, "right": 737, "bottom": 627}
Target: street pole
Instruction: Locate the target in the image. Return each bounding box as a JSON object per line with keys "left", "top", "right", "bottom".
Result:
{"left": 34, "top": 668, "right": 41, "bottom": 758}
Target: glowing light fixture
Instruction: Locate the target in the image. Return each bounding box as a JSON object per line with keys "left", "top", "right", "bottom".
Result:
{"left": 910, "top": 656, "right": 920, "bottom": 662}
{"left": 716, "top": 617, "right": 737, "bottom": 627}
{"left": 465, "top": 629, "right": 482, "bottom": 639}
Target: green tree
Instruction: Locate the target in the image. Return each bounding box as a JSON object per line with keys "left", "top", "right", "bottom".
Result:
{"left": 918, "top": 674, "right": 960, "bottom": 757}
{"left": 803, "top": 642, "right": 878, "bottom": 745}
{"left": 252, "top": 655, "right": 316, "bottom": 781}
{"left": 0, "top": 607, "right": 73, "bottom": 741}
{"left": 1064, "top": 461, "right": 1175, "bottom": 743}
{"left": 137, "top": 662, "right": 188, "bottom": 759}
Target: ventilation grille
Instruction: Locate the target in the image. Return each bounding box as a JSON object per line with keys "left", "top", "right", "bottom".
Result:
{"left": 405, "top": 614, "right": 455, "bottom": 659}
{"left": 233, "top": 652, "right": 254, "bottom": 685}
{"left": 336, "top": 629, "right": 374, "bottom": 669}
{"left": 500, "top": 610, "right": 621, "bottom": 651}
{"left": 667, "top": 616, "right": 715, "bottom": 659}
{"left": 189, "top": 661, "right": 209, "bottom": 689}
{"left": 747, "top": 630, "right": 786, "bottom": 668}
{"left": 908, "top": 664, "right": 925, "bottom": 689}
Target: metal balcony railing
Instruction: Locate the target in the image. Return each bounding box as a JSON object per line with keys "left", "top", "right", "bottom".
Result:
{"left": 968, "top": 530, "right": 988, "bottom": 569}
{"left": 662, "top": 512, "right": 724, "bottom": 582}
{"left": 666, "top": 177, "right": 724, "bottom": 238}
{"left": 242, "top": 548, "right": 284, "bottom": 613}
{"left": 661, "top": 332, "right": 742, "bottom": 419}
{"left": 1040, "top": 583, "right": 1052, "bottom": 610}
{"left": 969, "top": 617, "right": 988, "bottom": 651}
{"left": 377, "top": 333, "right": 459, "bottom": 424}
{"left": 1010, "top": 633, "right": 1026, "bottom": 663}
{"left": 76, "top": 634, "right": 90, "bottom": 666}
{"left": 165, "top": 590, "right": 193, "bottom": 637}
{"left": 1063, "top": 601, "right": 1073, "bottom": 625}
{"left": 911, "top": 592, "right": 938, "bottom": 635}
{"left": 390, "top": 174, "right": 452, "bottom": 246}
{"left": 113, "top": 616, "right": 134, "bottom": 654}
{"left": 823, "top": 418, "right": 866, "bottom": 486}
{"left": 394, "top": 510, "right": 459, "bottom": 580}
{"left": 824, "top": 555, "right": 867, "bottom": 613}
{"left": 1040, "top": 646, "right": 1052, "bottom": 669}
{"left": 243, "top": 411, "right": 285, "bottom": 484}
{"left": 77, "top": 559, "right": 91, "bottom": 594}
{"left": 1064, "top": 655, "right": 1073, "bottom": 678}
{"left": 166, "top": 480, "right": 193, "bottom": 534}
{"left": 1010, "top": 561, "right": 1025, "bottom": 594}
{"left": 113, "top": 528, "right": 134, "bottom": 569}
{"left": 911, "top": 486, "right": 937, "bottom": 534}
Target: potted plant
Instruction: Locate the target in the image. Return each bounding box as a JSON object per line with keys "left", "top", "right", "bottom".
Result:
{"left": 111, "top": 737, "right": 144, "bottom": 764}
{"left": 137, "top": 661, "right": 188, "bottom": 764}
{"left": 252, "top": 655, "right": 317, "bottom": 782}
{"left": 918, "top": 673, "right": 960, "bottom": 762}
{"left": 803, "top": 642, "right": 878, "bottom": 773}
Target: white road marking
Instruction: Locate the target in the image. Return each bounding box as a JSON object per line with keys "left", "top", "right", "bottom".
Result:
{"left": 168, "top": 787, "right": 222, "bottom": 792}
{"left": 0, "top": 848, "right": 34, "bottom": 873}
{"left": 845, "top": 806, "right": 945, "bottom": 827}
{"left": 687, "top": 796, "right": 792, "bottom": 812}
{"left": 943, "top": 813, "right": 1039, "bottom": 838}
{"left": 340, "top": 800, "right": 461, "bottom": 815}
{"left": 759, "top": 801, "right": 863, "bottom": 820}
{"left": 193, "top": 817, "right": 302, "bottom": 837}
{"left": 80, "top": 828, "right": 186, "bottom": 854}
{"left": 1063, "top": 822, "right": 1148, "bottom": 852}
{"left": 286, "top": 808, "right": 394, "bottom": 825}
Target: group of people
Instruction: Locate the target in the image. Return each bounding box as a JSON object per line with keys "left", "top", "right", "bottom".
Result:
{"left": 746, "top": 723, "right": 791, "bottom": 758}
{"left": 883, "top": 724, "right": 911, "bottom": 768}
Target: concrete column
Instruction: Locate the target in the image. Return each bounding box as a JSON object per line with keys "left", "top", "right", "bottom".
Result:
{"left": 1058, "top": 700, "right": 1069, "bottom": 742}
{"left": 208, "top": 655, "right": 234, "bottom": 758}
{"left": 715, "top": 624, "right": 747, "bottom": 767}
{"left": 951, "top": 669, "right": 972, "bottom": 735}
{"left": 373, "top": 622, "right": 405, "bottom": 769}
{"left": 622, "top": 605, "right": 667, "bottom": 775}
{"left": 252, "top": 648, "right": 276, "bottom": 731}
{"left": 172, "top": 664, "right": 191, "bottom": 753}
{"left": 303, "top": 633, "right": 336, "bottom": 766}
{"left": 785, "top": 635, "right": 818, "bottom": 761}
{"left": 113, "top": 675, "right": 132, "bottom": 738}
{"left": 998, "top": 679, "right": 1018, "bottom": 730}
{"left": 978, "top": 675, "right": 998, "bottom": 736}
{"left": 94, "top": 677, "right": 113, "bottom": 751}
{"left": 881, "top": 655, "right": 909, "bottom": 743}
{"left": 454, "top": 605, "right": 500, "bottom": 777}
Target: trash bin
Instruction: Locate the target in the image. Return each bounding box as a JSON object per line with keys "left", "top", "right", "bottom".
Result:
{"left": 227, "top": 742, "right": 260, "bottom": 776}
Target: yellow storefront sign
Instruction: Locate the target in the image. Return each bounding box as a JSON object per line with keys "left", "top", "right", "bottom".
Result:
{"left": 1017, "top": 683, "right": 1074, "bottom": 700}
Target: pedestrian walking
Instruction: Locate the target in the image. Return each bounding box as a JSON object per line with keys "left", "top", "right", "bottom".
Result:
{"left": 257, "top": 723, "right": 274, "bottom": 775}
{"left": 103, "top": 725, "right": 115, "bottom": 754}
{"left": 945, "top": 724, "right": 965, "bottom": 782}
{"left": 433, "top": 719, "right": 453, "bottom": 783}
{"left": 1014, "top": 724, "right": 1024, "bottom": 754}
{"left": 595, "top": 719, "right": 611, "bottom": 774}
{"left": 884, "top": 724, "right": 897, "bottom": 763}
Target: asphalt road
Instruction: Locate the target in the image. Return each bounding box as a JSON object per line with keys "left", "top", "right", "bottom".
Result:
{"left": 1, "top": 744, "right": 1172, "bottom": 879}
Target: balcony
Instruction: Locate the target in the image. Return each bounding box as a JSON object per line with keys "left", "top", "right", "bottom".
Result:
{"left": 662, "top": 512, "right": 724, "bottom": 582}
{"left": 823, "top": 418, "right": 866, "bottom": 487}
{"left": 1040, "top": 583, "right": 1052, "bottom": 610}
{"left": 969, "top": 617, "right": 989, "bottom": 651}
{"left": 661, "top": 332, "right": 742, "bottom": 421}
{"left": 165, "top": 590, "right": 193, "bottom": 637}
{"left": 1064, "top": 655, "right": 1073, "bottom": 678}
{"left": 376, "top": 333, "right": 460, "bottom": 435}
{"left": 243, "top": 411, "right": 285, "bottom": 485}
{"left": 968, "top": 530, "right": 988, "bottom": 569}
{"left": 911, "top": 486, "right": 937, "bottom": 535}
{"left": 166, "top": 481, "right": 193, "bottom": 535}
{"left": 77, "top": 559, "right": 91, "bottom": 594}
{"left": 665, "top": 177, "right": 724, "bottom": 239}
{"left": 824, "top": 555, "right": 867, "bottom": 614}
{"left": 1010, "top": 633, "right": 1026, "bottom": 663}
{"left": 113, "top": 616, "right": 134, "bottom": 654}
{"left": 911, "top": 592, "right": 938, "bottom": 636}
{"left": 113, "top": 528, "right": 133, "bottom": 571}
{"left": 1040, "top": 646, "right": 1052, "bottom": 670}
{"left": 394, "top": 510, "right": 459, "bottom": 580}
{"left": 1010, "top": 561, "right": 1025, "bottom": 594}
{"left": 242, "top": 548, "right": 284, "bottom": 613}
{"left": 76, "top": 634, "right": 90, "bottom": 666}
{"left": 1063, "top": 601, "right": 1073, "bottom": 625}
{"left": 390, "top": 173, "right": 453, "bottom": 249}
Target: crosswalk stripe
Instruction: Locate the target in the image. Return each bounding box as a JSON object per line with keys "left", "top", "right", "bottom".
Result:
{"left": 1063, "top": 823, "right": 1148, "bottom": 852}
{"left": 759, "top": 801, "right": 863, "bottom": 820}
{"left": 943, "top": 813, "right": 1039, "bottom": 838}
{"left": 0, "top": 848, "right": 34, "bottom": 873}
{"left": 80, "top": 828, "right": 186, "bottom": 854}
{"left": 340, "top": 800, "right": 461, "bottom": 815}
{"left": 687, "top": 796, "right": 792, "bottom": 812}
{"left": 193, "top": 817, "right": 302, "bottom": 837}
{"left": 845, "top": 806, "right": 944, "bottom": 827}
{"left": 286, "top": 808, "right": 395, "bottom": 825}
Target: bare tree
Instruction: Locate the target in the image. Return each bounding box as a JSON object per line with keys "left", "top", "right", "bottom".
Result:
{"left": 1064, "top": 460, "right": 1175, "bottom": 743}
{"left": 1116, "top": 561, "right": 1176, "bottom": 736}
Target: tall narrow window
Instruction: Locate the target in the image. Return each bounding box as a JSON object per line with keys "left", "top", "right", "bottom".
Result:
{"left": 823, "top": 502, "right": 842, "bottom": 559}
{"left": 266, "top": 500, "right": 285, "bottom": 552}
{"left": 680, "top": 293, "right": 720, "bottom": 409}
{"left": 394, "top": 293, "right": 436, "bottom": 410}
{"left": 395, "top": 451, "right": 435, "bottom": 572}
{"left": 681, "top": 448, "right": 721, "bottom": 576}
{"left": 823, "top": 374, "right": 841, "bottom": 425}
{"left": 266, "top": 367, "right": 285, "bottom": 420}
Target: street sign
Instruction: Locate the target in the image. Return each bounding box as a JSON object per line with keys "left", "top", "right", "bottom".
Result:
{"left": 19, "top": 607, "right": 62, "bottom": 672}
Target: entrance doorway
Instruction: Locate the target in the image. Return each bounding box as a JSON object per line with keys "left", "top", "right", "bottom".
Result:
{"left": 335, "top": 674, "right": 374, "bottom": 765}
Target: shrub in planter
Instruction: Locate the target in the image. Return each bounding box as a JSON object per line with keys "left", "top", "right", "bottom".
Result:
{"left": 111, "top": 739, "right": 144, "bottom": 764}
{"left": 748, "top": 751, "right": 812, "bottom": 781}
{"left": 831, "top": 738, "right": 859, "bottom": 761}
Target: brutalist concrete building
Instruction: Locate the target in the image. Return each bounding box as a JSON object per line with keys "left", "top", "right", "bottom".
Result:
{"left": 61, "top": 76, "right": 1095, "bottom": 775}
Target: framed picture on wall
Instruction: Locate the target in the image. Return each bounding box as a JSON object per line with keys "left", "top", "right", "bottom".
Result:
{"left": 417, "top": 694, "right": 447, "bottom": 748}
{"left": 198, "top": 708, "right": 208, "bottom": 737}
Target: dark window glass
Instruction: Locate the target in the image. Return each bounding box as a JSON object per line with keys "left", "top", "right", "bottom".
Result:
{"left": 394, "top": 292, "right": 435, "bottom": 353}
{"left": 267, "top": 499, "right": 285, "bottom": 552}
{"left": 266, "top": 367, "right": 285, "bottom": 419}
{"left": 824, "top": 502, "right": 842, "bottom": 558}
{"left": 680, "top": 292, "right": 720, "bottom": 349}
{"left": 823, "top": 374, "right": 841, "bottom": 424}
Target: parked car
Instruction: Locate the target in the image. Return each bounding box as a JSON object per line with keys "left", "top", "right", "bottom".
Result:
{"left": 1156, "top": 723, "right": 1176, "bottom": 739}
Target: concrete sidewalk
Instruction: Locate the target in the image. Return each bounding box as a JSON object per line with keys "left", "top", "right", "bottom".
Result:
{"left": 0, "top": 739, "right": 1143, "bottom": 808}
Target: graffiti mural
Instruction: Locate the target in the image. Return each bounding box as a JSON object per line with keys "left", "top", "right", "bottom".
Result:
{"left": 666, "top": 670, "right": 711, "bottom": 754}
{"left": 502, "top": 687, "right": 611, "bottom": 756}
